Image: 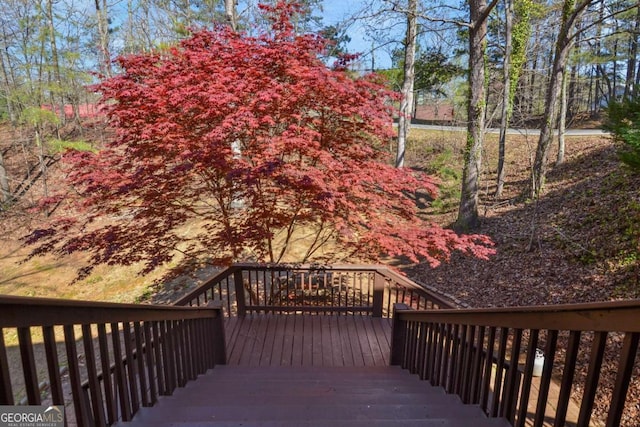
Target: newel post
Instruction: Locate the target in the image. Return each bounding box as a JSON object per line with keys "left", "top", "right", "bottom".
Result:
{"left": 233, "top": 269, "right": 247, "bottom": 317}
{"left": 207, "top": 301, "right": 227, "bottom": 365}
{"left": 372, "top": 273, "right": 385, "bottom": 317}
{"left": 391, "top": 303, "right": 410, "bottom": 366}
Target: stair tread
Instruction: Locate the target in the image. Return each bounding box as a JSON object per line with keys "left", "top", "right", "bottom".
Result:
{"left": 158, "top": 391, "right": 456, "bottom": 405}
{"left": 116, "top": 418, "right": 512, "bottom": 427}
{"left": 119, "top": 367, "right": 504, "bottom": 426}
{"left": 128, "top": 403, "right": 487, "bottom": 422}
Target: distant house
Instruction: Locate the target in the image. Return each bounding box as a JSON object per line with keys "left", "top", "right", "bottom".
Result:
{"left": 413, "top": 102, "right": 455, "bottom": 122}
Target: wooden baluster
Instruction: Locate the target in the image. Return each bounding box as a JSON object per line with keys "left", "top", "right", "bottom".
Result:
{"left": 357, "top": 273, "right": 362, "bottom": 310}
{"left": 516, "top": 329, "right": 539, "bottom": 427}
{"left": 491, "top": 327, "right": 509, "bottom": 417}
{"left": 432, "top": 323, "right": 445, "bottom": 386}
{"left": 452, "top": 324, "right": 465, "bottom": 395}
{"left": 205, "top": 317, "right": 215, "bottom": 370}
{"left": 162, "top": 320, "right": 177, "bottom": 395}
{"left": 201, "top": 317, "right": 212, "bottom": 371}
{"left": 263, "top": 269, "right": 268, "bottom": 309}
{"left": 606, "top": 332, "right": 640, "bottom": 427}
{"left": 0, "top": 331, "right": 13, "bottom": 405}
{"left": 461, "top": 325, "right": 482, "bottom": 404}
{"left": 480, "top": 326, "right": 497, "bottom": 414}
{"left": 81, "top": 324, "right": 106, "bottom": 426}
{"left": 533, "top": 329, "right": 558, "bottom": 427}
{"left": 64, "top": 325, "right": 90, "bottom": 427}
{"left": 122, "top": 322, "right": 140, "bottom": 414}
{"left": 187, "top": 320, "right": 198, "bottom": 379}
{"left": 97, "top": 323, "right": 117, "bottom": 424}
{"left": 174, "top": 320, "right": 189, "bottom": 387}
{"left": 439, "top": 323, "right": 454, "bottom": 389}
{"left": 469, "top": 326, "right": 486, "bottom": 405}
{"left": 447, "top": 324, "right": 461, "bottom": 394}
{"left": 502, "top": 328, "right": 523, "bottom": 422}
{"left": 178, "top": 320, "right": 193, "bottom": 382}
{"left": 42, "top": 326, "right": 64, "bottom": 406}
{"left": 110, "top": 322, "right": 132, "bottom": 421}
{"left": 143, "top": 321, "right": 158, "bottom": 405}
{"left": 553, "top": 330, "right": 581, "bottom": 427}
{"left": 191, "top": 320, "right": 202, "bottom": 375}
{"left": 408, "top": 321, "right": 418, "bottom": 372}
{"left": 223, "top": 277, "right": 230, "bottom": 315}
{"left": 196, "top": 318, "right": 206, "bottom": 374}
{"left": 172, "top": 320, "right": 185, "bottom": 387}
{"left": 576, "top": 331, "right": 607, "bottom": 427}
{"left": 133, "top": 322, "right": 150, "bottom": 406}
{"left": 424, "top": 322, "right": 435, "bottom": 381}
{"left": 152, "top": 321, "right": 167, "bottom": 396}
{"left": 167, "top": 320, "right": 184, "bottom": 387}
{"left": 18, "top": 327, "right": 40, "bottom": 405}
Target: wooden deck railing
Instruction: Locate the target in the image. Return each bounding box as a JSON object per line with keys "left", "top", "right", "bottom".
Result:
{"left": 390, "top": 301, "right": 640, "bottom": 427}
{"left": 0, "top": 296, "right": 225, "bottom": 427}
{"left": 174, "top": 263, "right": 457, "bottom": 315}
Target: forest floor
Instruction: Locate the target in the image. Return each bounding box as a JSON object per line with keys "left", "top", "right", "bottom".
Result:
{"left": 1, "top": 122, "right": 640, "bottom": 424}
{"left": 404, "top": 129, "right": 640, "bottom": 307}
{"left": 399, "top": 128, "right": 640, "bottom": 425}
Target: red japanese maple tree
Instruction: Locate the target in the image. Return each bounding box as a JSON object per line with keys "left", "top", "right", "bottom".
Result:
{"left": 26, "top": 2, "right": 494, "bottom": 277}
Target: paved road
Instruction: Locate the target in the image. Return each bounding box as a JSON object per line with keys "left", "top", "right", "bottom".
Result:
{"left": 409, "top": 123, "right": 609, "bottom": 136}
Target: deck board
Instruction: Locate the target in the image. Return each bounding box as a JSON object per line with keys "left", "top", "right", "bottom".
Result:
{"left": 224, "top": 314, "right": 392, "bottom": 367}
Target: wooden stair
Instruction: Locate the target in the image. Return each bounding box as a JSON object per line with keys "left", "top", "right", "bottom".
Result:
{"left": 118, "top": 366, "right": 512, "bottom": 426}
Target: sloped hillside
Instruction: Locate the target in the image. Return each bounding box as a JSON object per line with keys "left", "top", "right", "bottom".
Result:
{"left": 402, "top": 131, "right": 640, "bottom": 425}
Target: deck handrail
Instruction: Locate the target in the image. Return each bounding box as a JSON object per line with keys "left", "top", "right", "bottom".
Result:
{"left": 173, "top": 263, "right": 458, "bottom": 315}
{"left": 390, "top": 300, "right": 640, "bottom": 427}
{"left": 0, "top": 295, "right": 226, "bottom": 427}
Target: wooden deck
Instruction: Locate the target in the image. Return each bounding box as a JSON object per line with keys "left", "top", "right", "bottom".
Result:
{"left": 224, "top": 314, "right": 392, "bottom": 367}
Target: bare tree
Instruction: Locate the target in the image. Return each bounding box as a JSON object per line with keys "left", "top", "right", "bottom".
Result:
{"left": 530, "top": 0, "right": 591, "bottom": 198}
{"left": 496, "top": 0, "right": 514, "bottom": 197}
{"left": 396, "top": 0, "right": 417, "bottom": 168}
{"left": 95, "top": 0, "right": 112, "bottom": 77}
{"left": 456, "top": 0, "right": 499, "bottom": 230}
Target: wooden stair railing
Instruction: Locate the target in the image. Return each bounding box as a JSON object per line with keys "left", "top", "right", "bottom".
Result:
{"left": 390, "top": 300, "right": 640, "bottom": 427}
{"left": 174, "top": 263, "right": 458, "bottom": 315}
{"left": 0, "top": 296, "right": 225, "bottom": 427}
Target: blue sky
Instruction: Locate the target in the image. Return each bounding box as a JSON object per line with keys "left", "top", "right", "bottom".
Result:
{"left": 320, "top": 0, "right": 397, "bottom": 70}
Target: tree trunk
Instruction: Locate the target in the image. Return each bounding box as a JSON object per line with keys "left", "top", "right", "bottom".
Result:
{"left": 530, "top": 0, "right": 590, "bottom": 198}
{"left": 526, "top": 21, "right": 542, "bottom": 116}
{"left": 396, "top": 0, "right": 417, "bottom": 169}
{"left": 0, "top": 149, "right": 10, "bottom": 204}
{"left": 45, "top": 0, "right": 64, "bottom": 123}
{"left": 557, "top": 70, "right": 568, "bottom": 165}
{"left": 624, "top": 5, "right": 640, "bottom": 101}
{"left": 457, "top": 0, "right": 497, "bottom": 229}
{"left": 496, "top": 0, "right": 514, "bottom": 198}
{"left": 0, "top": 41, "right": 17, "bottom": 124}
{"left": 225, "top": 0, "right": 238, "bottom": 31}
{"left": 567, "top": 18, "right": 581, "bottom": 120}
{"left": 35, "top": 127, "right": 48, "bottom": 198}
{"left": 95, "top": 0, "right": 112, "bottom": 78}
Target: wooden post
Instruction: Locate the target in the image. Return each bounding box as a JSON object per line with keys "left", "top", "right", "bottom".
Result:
{"left": 233, "top": 269, "right": 246, "bottom": 317}
{"left": 372, "top": 273, "right": 384, "bottom": 317}
{"left": 208, "top": 301, "right": 227, "bottom": 365}
{"left": 390, "top": 303, "right": 410, "bottom": 365}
